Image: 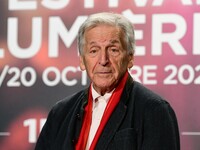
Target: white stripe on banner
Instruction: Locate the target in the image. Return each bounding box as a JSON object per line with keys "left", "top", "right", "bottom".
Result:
{"left": 0, "top": 132, "right": 11, "bottom": 136}
{"left": 182, "top": 132, "right": 200, "bottom": 136}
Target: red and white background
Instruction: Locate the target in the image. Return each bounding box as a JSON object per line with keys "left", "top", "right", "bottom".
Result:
{"left": 0, "top": 0, "right": 200, "bottom": 149}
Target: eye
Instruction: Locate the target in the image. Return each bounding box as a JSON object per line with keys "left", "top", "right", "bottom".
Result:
{"left": 88, "top": 48, "right": 99, "bottom": 57}
{"left": 108, "top": 47, "right": 120, "bottom": 56}
{"left": 111, "top": 48, "right": 119, "bottom": 52}
{"left": 90, "top": 49, "right": 97, "bottom": 54}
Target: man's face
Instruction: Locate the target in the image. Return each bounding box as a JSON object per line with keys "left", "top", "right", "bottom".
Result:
{"left": 80, "top": 24, "right": 133, "bottom": 95}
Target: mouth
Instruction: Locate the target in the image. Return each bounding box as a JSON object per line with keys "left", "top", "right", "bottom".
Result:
{"left": 95, "top": 71, "right": 112, "bottom": 77}
{"left": 96, "top": 71, "right": 112, "bottom": 79}
{"left": 97, "top": 71, "right": 112, "bottom": 74}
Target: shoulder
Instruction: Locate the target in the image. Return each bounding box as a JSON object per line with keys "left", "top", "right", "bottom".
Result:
{"left": 42, "top": 88, "right": 88, "bottom": 132}
{"left": 50, "top": 88, "right": 88, "bottom": 117}
{"left": 131, "top": 81, "right": 178, "bottom": 123}
{"left": 132, "top": 81, "right": 168, "bottom": 106}
{"left": 130, "top": 81, "right": 176, "bottom": 120}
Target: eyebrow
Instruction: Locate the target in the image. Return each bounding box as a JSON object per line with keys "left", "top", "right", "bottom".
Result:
{"left": 88, "top": 41, "right": 97, "bottom": 46}
{"left": 110, "top": 39, "right": 120, "bottom": 44}
{"left": 88, "top": 40, "right": 120, "bottom": 46}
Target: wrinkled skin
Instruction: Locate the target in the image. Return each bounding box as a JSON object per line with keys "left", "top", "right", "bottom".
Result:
{"left": 80, "top": 25, "right": 134, "bottom": 95}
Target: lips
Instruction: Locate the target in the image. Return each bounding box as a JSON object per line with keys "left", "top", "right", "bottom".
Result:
{"left": 96, "top": 71, "right": 112, "bottom": 74}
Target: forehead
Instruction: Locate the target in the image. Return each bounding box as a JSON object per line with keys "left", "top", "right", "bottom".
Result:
{"left": 84, "top": 24, "right": 123, "bottom": 43}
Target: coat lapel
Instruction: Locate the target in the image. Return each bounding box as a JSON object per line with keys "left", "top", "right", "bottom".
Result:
{"left": 59, "top": 90, "right": 89, "bottom": 150}
{"left": 95, "top": 100, "right": 128, "bottom": 150}
{"left": 95, "top": 75, "right": 134, "bottom": 149}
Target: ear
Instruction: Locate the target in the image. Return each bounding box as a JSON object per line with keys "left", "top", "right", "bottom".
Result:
{"left": 127, "top": 53, "right": 134, "bottom": 69}
{"left": 79, "top": 56, "right": 86, "bottom": 71}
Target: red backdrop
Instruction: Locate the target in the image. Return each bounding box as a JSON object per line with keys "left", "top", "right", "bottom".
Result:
{"left": 0, "top": 0, "right": 200, "bottom": 149}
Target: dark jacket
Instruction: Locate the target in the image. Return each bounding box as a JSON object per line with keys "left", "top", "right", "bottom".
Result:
{"left": 35, "top": 75, "right": 180, "bottom": 150}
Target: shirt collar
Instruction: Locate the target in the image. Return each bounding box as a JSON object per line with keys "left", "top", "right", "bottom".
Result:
{"left": 91, "top": 84, "right": 114, "bottom": 103}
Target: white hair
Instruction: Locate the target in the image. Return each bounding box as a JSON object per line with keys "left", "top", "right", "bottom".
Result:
{"left": 77, "top": 12, "right": 135, "bottom": 55}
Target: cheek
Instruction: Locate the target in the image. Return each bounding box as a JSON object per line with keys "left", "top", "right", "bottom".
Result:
{"left": 112, "top": 57, "right": 129, "bottom": 72}
{"left": 85, "top": 58, "right": 98, "bottom": 74}
{"left": 110, "top": 59, "right": 123, "bottom": 72}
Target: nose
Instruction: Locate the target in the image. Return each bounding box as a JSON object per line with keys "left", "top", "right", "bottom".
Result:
{"left": 99, "top": 50, "right": 109, "bottom": 66}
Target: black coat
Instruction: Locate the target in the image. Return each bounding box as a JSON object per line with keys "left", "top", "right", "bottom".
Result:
{"left": 35, "top": 75, "right": 180, "bottom": 150}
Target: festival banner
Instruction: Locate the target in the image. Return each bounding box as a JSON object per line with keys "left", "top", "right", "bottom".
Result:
{"left": 0, "top": 0, "right": 200, "bottom": 149}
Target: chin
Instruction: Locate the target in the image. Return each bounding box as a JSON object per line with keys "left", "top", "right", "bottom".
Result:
{"left": 94, "top": 80, "right": 116, "bottom": 90}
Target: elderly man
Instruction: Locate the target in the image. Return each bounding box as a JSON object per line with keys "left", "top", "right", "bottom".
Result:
{"left": 35, "top": 12, "right": 180, "bottom": 150}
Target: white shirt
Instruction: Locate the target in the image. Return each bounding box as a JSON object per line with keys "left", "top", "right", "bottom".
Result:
{"left": 85, "top": 86, "right": 113, "bottom": 150}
